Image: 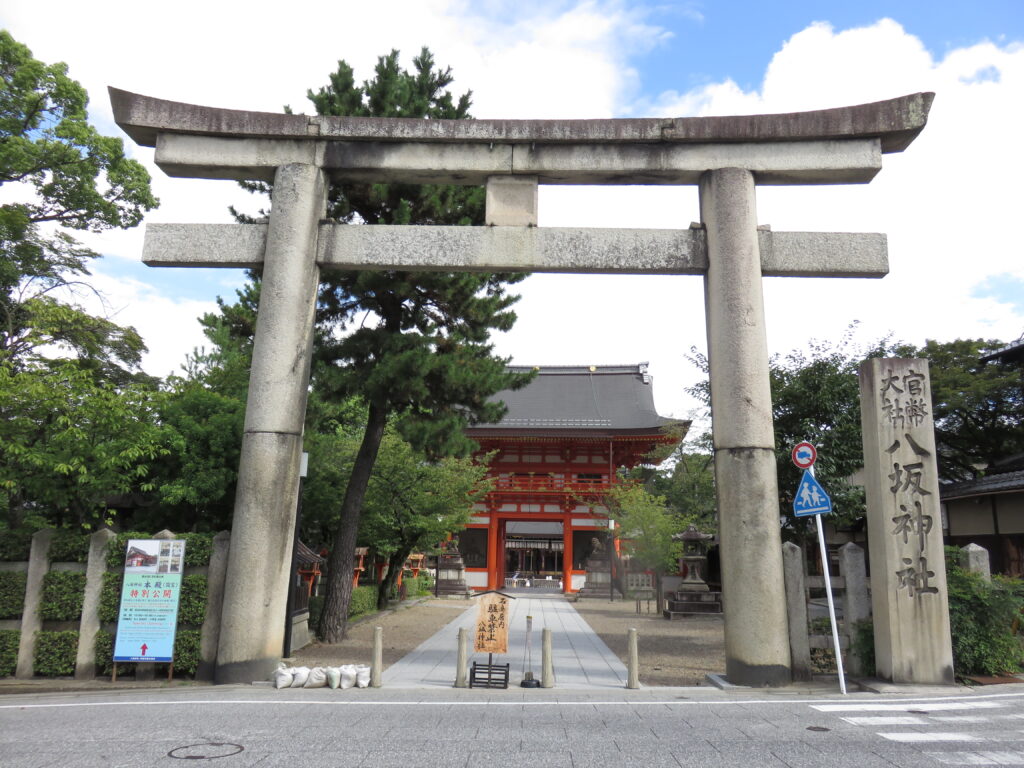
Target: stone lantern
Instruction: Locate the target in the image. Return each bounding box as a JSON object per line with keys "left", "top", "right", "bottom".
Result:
{"left": 676, "top": 525, "right": 714, "bottom": 592}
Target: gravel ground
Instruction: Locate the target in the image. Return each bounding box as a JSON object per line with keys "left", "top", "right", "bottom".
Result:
{"left": 293, "top": 595, "right": 725, "bottom": 686}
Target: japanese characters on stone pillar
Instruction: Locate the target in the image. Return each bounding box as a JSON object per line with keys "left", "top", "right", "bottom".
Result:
{"left": 859, "top": 358, "right": 954, "bottom": 684}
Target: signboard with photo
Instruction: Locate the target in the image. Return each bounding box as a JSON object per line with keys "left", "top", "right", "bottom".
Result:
{"left": 113, "top": 539, "right": 186, "bottom": 663}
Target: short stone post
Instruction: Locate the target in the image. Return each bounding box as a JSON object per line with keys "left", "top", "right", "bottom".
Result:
{"left": 197, "top": 531, "right": 231, "bottom": 681}
{"left": 541, "top": 628, "right": 553, "bottom": 688}
{"left": 782, "top": 542, "right": 812, "bottom": 682}
{"left": 75, "top": 529, "right": 115, "bottom": 680}
{"left": 455, "top": 627, "right": 468, "bottom": 688}
{"left": 860, "top": 358, "right": 954, "bottom": 684}
{"left": 215, "top": 163, "right": 327, "bottom": 685}
{"left": 16, "top": 529, "right": 54, "bottom": 679}
{"left": 959, "top": 543, "right": 991, "bottom": 583}
{"left": 371, "top": 626, "right": 383, "bottom": 688}
{"left": 701, "top": 167, "right": 791, "bottom": 686}
{"left": 627, "top": 628, "right": 640, "bottom": 689}
{"left": 839, "top": 543, "right": 871, "bottom": 676}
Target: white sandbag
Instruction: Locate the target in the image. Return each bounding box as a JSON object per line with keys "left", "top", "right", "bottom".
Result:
{"left": 325, "top": 666, "right": 341, "bottom": 689}
{"left": 272, "top": 666, "right": 294, "bottom": 689}
{"left": 355, "top": 664, "right": 371, "bottom": 688}
{"left": 304, "top": 666, "right": 327, "bottom": 688}
{"left": 289, "top": 666, "right": 310, "bottom": 688}
{"left": 339, "top": 664, "right": 356, "bottom": 690}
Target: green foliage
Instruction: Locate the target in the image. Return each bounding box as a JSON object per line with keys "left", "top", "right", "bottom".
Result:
{"left": 348, "top": 586, "right": 377, "bottom": 618}
{"left": 601, "top": 483, "right": 684, "bottom": 574}
{"left": 172, "top": 629, "right": 201, "bottom": 677}
{"left": 0, "top": 528, "right": 33, "bottom": 561}
{"left": 921, "top": 339, "right": 1024, "bottom": 481}
{"left": 98, "top": 571, "right": 122, "bottom": 623}
{"left": 177, "top": 574, "right": 207, "bottom": 626}
{"left": 850, "top": 620, "right": 876, "bottom": 677}
{"left": 643, "top": 449, "right": 717, "bottom": 531}
{"left": 150, "top": 380, "right": 244, "bottom": 533}
{"left": 47, "top": 529, "right": 90, "bottom": 563}
{"left": 33, "top": 630, "right": 78, "bottom": 676}
{"left": 945, "top": 547, "right": 1024, "bottom": 676}
{"left": 358, "top": 428, "right": 489, "bottom": 608}
{"left": 0, "top": 364, "right": 168, "bottom": 531}
{"left": 0, "top": 571, "right": 27, "bottom": 618}
{"left": 93, "top": 629, "right": 122, "bottom": 677}
{"left": 0, "top": 629, "right": 19, "bottom": 676}
{"left": 39, "top": 570, "right": 85, "bottom": 621}
{"left": 179, "top": 533, "right": 215, "bottom": 568}
{"left": 0, "top": 30, "right": 156, "bottom": 373}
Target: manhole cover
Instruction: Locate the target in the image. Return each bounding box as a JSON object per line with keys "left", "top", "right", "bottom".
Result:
{"left": 168, "top": 743, "right": 244, "bottom": 760}
{"left": 806, "top": 726, "right": 830, "bottom": 732}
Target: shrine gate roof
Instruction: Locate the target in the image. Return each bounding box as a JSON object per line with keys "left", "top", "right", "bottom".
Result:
{"left": 466, "top": 364, "right": 686, "bottom": 438}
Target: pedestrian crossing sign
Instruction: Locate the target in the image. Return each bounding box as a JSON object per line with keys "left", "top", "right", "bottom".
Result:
{"left": 793, "top": 469, "right": 832, "bottom": 517}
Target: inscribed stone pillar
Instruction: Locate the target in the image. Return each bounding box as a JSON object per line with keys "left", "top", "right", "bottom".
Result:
{"left": 859, "top": 358, "right": 954, "bottom": 684}
{"left": 700, "top": 168, "right": 791, "bottom": 686}
{"left": 214, "top": 163, "right": 326, "bottom": 684}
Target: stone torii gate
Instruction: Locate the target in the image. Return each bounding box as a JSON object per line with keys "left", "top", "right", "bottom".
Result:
{"left": 110, "top": 88, "right": 933, "bottom": 686}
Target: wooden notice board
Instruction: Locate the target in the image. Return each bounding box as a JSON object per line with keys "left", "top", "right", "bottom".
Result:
{"left": 474, "top": 592, "right": 510, "bottom": 654}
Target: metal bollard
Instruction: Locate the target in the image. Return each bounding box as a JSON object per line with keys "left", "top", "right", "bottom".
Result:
{"left": 627, "top": 627, "right": 639, "bottom": 689}
{"left": 455, "top": 627, "right": 468, "bottom": 688}
{"left": 541, "top": 628, "right": 554, "bottom": 688}
{"left": 371, "top": 626, "right": 383, "bottom": 687}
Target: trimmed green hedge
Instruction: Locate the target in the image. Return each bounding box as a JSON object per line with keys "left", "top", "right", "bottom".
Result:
{"left": 0, "top": 630, "right": 19, "bottom": 676}
{"left": 94, "top": 629, "right": 127, "bottom": 678}
{"left": 0, "top": 529, "right": 34, "bottom": 562}
{"left": 946, "top": 547, "right": 1024, "bottom": 676}
{"left": 178, "top": 574, "right": 207, "bottom": 626}
{"left": 98, "top": 571, "right": 122, "bottom": 623}
{"left": 48, "top": 530, "right": 90, "bottom": 563}
{"left": 40, "top": 571, "right": 86, "bottom": 621}
{"left": 0, "top": 572, "right": 27, "bottom": 619}
{"left": 34, "top": 630, "right": 78, "bottom": 677}
{"left": 349, "top": 585, "right": 377, "bottom": 618}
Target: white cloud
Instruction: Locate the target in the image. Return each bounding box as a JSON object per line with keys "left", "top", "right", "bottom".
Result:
{"left": 3, "top": 8, "right": 1022, "bottom": 422}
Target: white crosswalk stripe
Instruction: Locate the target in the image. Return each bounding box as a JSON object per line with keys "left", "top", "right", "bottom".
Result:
{"left": 814, "top": 701, "right": 1007, "bottom": 712}
{"left": 926, "top": 751, "right": 1024, "bottom": 765}
{"left": 810, "top": 697, "right": 1024, "bottom": 765}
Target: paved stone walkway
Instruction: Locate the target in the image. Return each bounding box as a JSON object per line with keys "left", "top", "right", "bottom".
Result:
{"left": 382, "top": 593, "right": 629, "bottom": 689}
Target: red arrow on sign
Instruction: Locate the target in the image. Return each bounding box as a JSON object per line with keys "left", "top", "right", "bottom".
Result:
{"left": 140, "top": 643, "right": 148, "bottom": 656}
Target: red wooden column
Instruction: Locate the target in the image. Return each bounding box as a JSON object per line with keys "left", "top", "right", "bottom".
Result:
{"left": 486, "top": 516, "right": 501, "bottom": 590}
{"left": 562, "top": 510, "right": 574, "bottom": 593}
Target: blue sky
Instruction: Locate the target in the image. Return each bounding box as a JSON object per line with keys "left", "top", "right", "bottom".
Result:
{"left": 3, "top": 0, "right": 1023, "bottom": 417}
{"left": 639, "top": 1, "right": 1024, "bottom": 94}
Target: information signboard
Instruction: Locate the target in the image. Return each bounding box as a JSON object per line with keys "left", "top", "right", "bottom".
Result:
{"left": 113, "top": 538, "right": 186, "bottom": 663}
{"left": 473, "top": 592, "right": 510, "bottom": 654}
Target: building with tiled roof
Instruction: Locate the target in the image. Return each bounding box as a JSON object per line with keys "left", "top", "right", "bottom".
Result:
{"left": 461, "top": 364, "right": 687, "bottom": 593}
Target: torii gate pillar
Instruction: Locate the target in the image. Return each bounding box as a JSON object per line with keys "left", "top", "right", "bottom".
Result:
{"left": 702, "top": 168, "right": 789, "bottom": 684}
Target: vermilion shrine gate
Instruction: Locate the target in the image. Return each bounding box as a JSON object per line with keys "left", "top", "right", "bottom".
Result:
{"left": 110, "top": 87, "right": 947, "bottom": 687}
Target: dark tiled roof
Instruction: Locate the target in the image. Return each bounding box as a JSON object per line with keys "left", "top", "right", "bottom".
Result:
{"left": 980, "top": 336, "right": 1024, "bottom": 364}
{"left": 468, "top": 363, "right": 682, "bottom": 434}
{"left": 942, "top": 469, "right": 1024, "bottom": 500}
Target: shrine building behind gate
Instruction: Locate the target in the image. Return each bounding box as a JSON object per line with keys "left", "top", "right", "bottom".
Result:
{"left": 461, "top": 364, "right": 686, "bottom": 593}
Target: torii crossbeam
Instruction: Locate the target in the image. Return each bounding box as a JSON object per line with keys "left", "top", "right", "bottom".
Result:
{"left": 111, "top": 88, "right": 933, "bottom": 686}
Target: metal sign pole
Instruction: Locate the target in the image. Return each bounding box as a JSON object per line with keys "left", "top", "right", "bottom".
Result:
{"left": 810, "top": 464, "right": 847, "bottom": 695}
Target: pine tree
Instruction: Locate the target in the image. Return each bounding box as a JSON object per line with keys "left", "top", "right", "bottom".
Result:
{"left": 234, "top": 48, "right": 532, "bottom": 641}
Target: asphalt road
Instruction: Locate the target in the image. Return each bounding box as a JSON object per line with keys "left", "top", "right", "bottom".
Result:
{"left": 4, "top": 685, "right": 1024, "bottom": 767}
